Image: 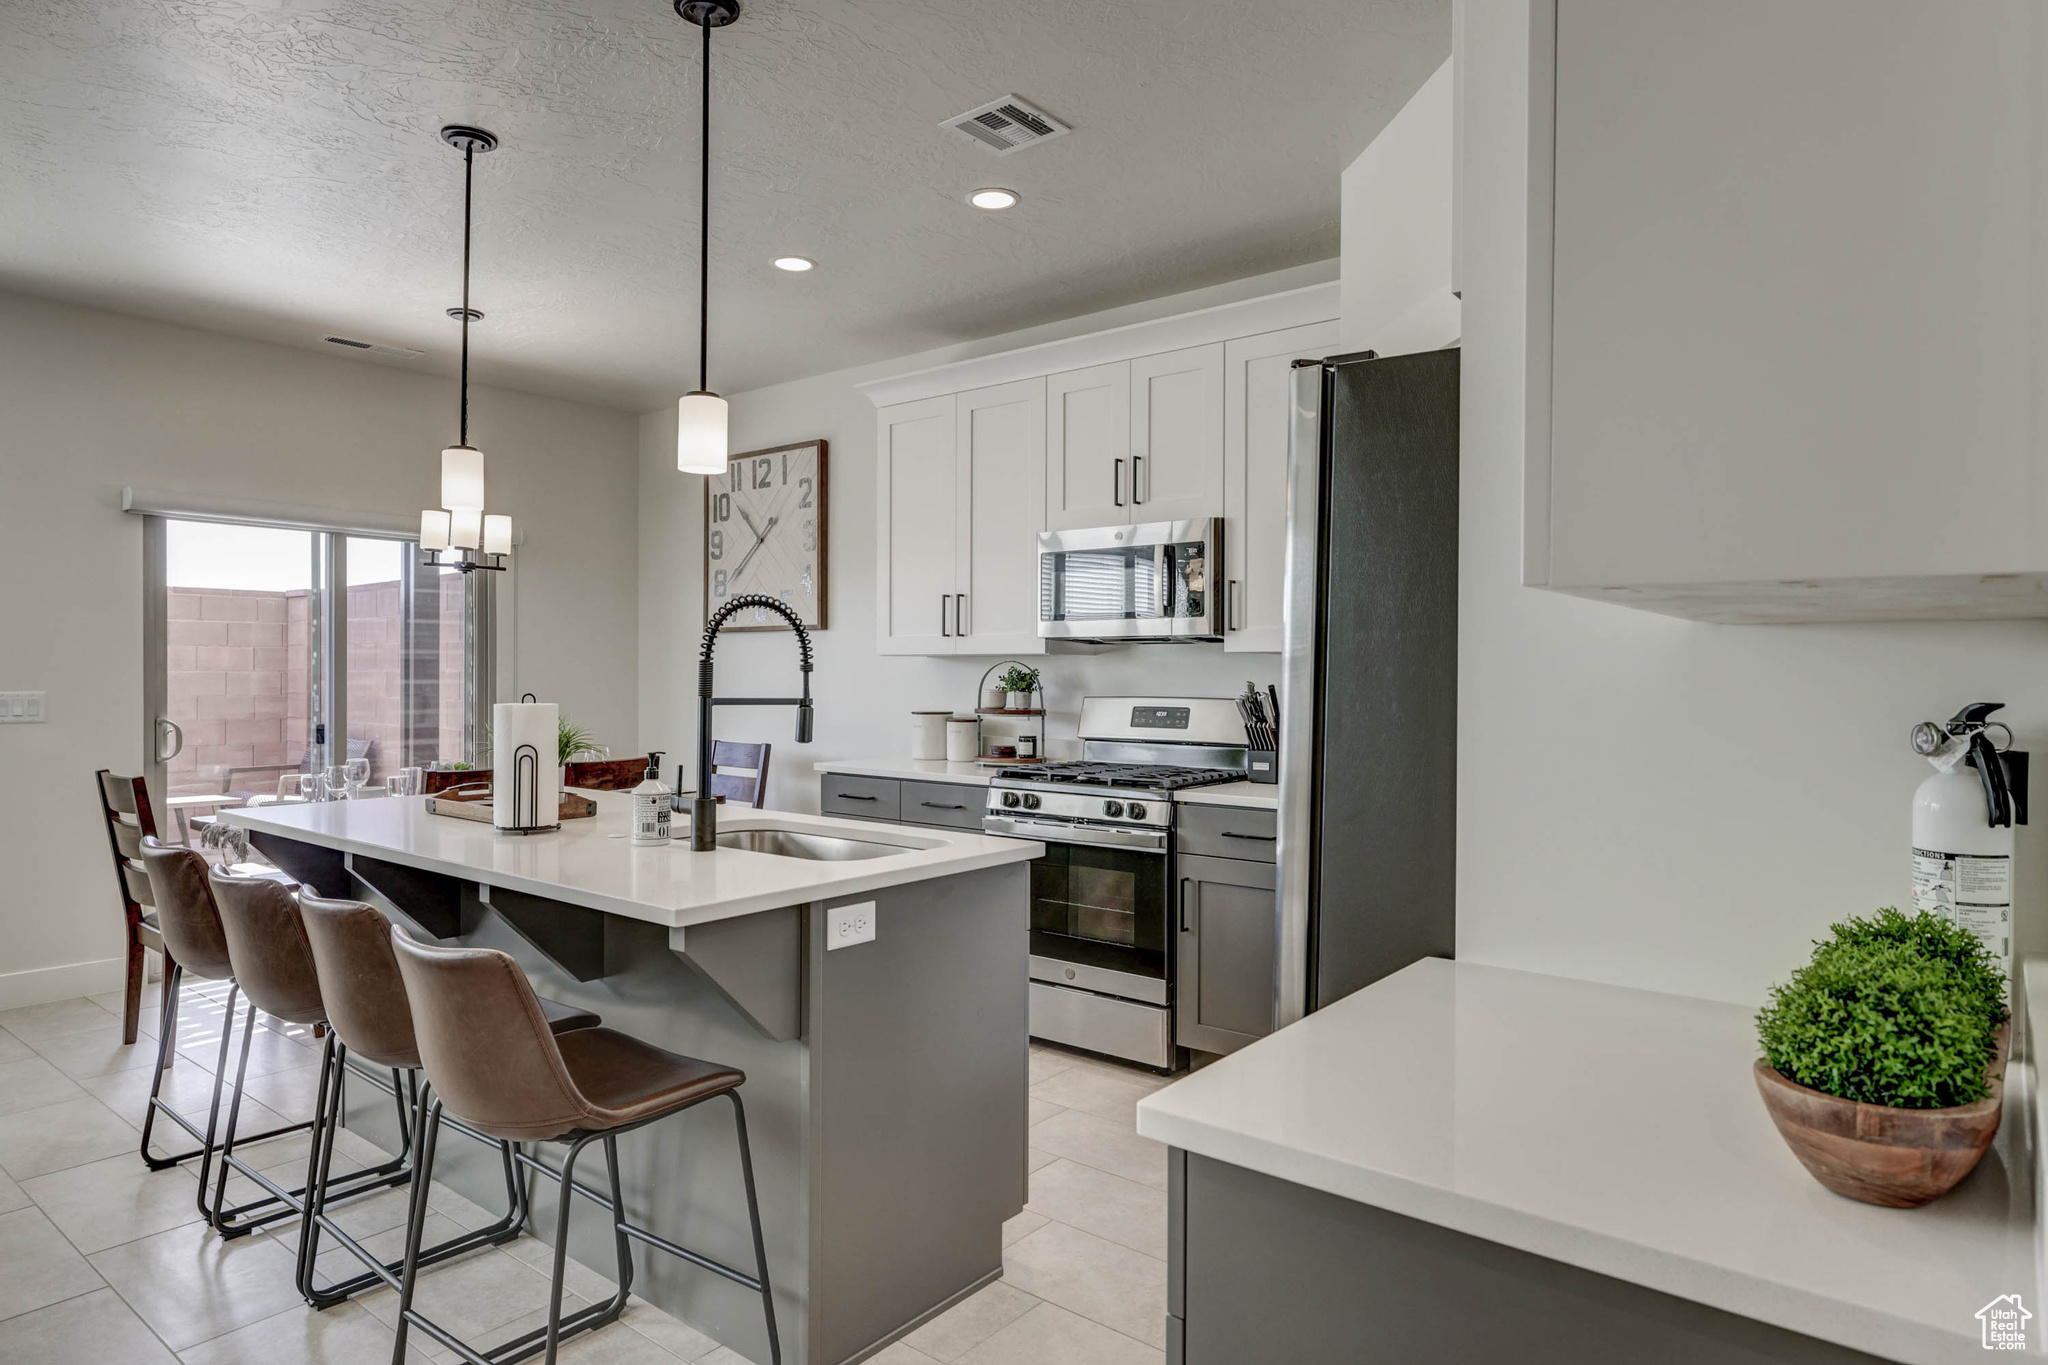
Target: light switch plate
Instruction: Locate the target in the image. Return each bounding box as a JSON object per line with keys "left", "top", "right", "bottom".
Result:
{"left": 0, "top": 692, "right": 44, "bottom": 723}
{"left": 827, "top": 901, "right": 876, "bottom": 950}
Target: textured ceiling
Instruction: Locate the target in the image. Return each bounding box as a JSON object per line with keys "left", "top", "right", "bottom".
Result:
{"left": 0, "top": 0, "right": 1448, "bottom": 410}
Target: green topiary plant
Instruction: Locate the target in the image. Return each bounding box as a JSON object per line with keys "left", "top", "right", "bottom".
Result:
{"left": 1756, "top": 909, "right": 2005, "bottom": 1110}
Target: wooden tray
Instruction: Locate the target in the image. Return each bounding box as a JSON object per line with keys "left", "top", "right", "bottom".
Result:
{"left": 425, "top": 785, "right": 597, "bottom": 826}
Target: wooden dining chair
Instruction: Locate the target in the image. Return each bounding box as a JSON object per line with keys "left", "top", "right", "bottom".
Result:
{"left": 708, "top": 740, "right": 772, "bottom": 809}
{"left": 95, "top": 770, "right": 173, "bottom": 1044}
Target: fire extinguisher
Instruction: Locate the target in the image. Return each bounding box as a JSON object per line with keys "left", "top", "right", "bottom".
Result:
{"left": 1909, "top": 702, "right": 2028, "bottom": 977}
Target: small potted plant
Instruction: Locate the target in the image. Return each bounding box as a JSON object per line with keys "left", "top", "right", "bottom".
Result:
{"left": 999, "top": 665, "right": 1040, "bottom": 711}
{"left": 1753, "top": 908, "right": 2008, "bottom": 1207}
{"left": 558, "top": 716, "right": 597, "bottom": 788}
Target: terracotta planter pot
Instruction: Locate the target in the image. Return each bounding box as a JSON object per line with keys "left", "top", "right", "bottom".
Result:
{"left": 1753, "top": 1026, "right": 2008, "bottom": 1208}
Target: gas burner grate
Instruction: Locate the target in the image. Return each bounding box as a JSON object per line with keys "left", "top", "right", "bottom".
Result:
{"left": 998, "top": 761, "right": 1241, "bottom": 790}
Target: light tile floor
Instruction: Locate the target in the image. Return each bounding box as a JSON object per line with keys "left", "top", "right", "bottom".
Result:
{"left": 0, "top": 978, "right": 1174, "bottom": 1365}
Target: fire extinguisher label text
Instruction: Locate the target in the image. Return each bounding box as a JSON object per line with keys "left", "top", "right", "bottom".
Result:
{"left": 1911, "top": 848, "right": 2013, "bottom": 971}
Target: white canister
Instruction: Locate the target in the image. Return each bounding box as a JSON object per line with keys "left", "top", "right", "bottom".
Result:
{"left": 911, "top": 711, "right": 951, "bottom": 761}
{"left": 946, "top": 716, "right": 980, "bottom": 763}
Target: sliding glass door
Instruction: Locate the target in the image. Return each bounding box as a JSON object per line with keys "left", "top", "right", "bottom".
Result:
{"left": 147, "top": 518, "right": 488, "bottom": 811}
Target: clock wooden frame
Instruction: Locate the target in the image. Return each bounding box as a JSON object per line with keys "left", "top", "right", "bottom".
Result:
{"left": 702, "top": 439, "right": 829, "bottom": 631}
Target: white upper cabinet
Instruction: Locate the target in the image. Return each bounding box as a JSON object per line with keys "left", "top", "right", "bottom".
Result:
{"left": 863, "top": 282, "right": 1338, "bottom": 653}
{"left": 1528, "top": 0, "right": 2047, "bottom": 622}
{"left": 876, "top": 395, "right": 959, "bottom": 655}
{"left": 1224, "top": 323, "right": 1338, "bottom": 652}
{"left": 956, "top": 378, "right": 1048, "bottom": 655}
{"left": 1046, "top": 362, "right": 1131, "bottom": 530}
{"left": 1128, "top": 344, "right": 1225, "bottom": 525}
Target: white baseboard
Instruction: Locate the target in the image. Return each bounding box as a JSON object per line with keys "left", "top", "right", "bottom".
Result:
{"left": 0, "top": 956, "right": 129, "bottom": 1012}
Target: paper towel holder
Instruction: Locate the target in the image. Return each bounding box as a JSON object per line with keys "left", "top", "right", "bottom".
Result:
{"left": 497, "top": 693, "right": 563, "bottom": 835}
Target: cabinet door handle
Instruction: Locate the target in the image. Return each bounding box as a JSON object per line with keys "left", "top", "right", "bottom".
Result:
{"left": 837, "top": 793, "right": 879, "bottom": 802}
{"left": 1113, "top": 458, "right": 1124, "bottom": 507}
{"left": 921, "top": 801, "right": 968, "bottom": 811}
{"left": 1220, "top": 830, "right": 1276, "bottom": 841}
{"left": 1132, "top": 455, "right": 1144, "bottom": 505}
{"left": 1227, "top": 579, "right": 1239, "bottom": 631}
{"left": 941, "top": 593, "right": 951, "bottom": 637}
{"left": 1179, "top": 877, "right": 1192, "bottom": 934}
{"left": 955, "top": 593, "right": 967, "bottom": 636}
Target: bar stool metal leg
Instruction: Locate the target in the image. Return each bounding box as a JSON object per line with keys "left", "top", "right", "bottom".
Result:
{"left": 297, "top": 1044, "right": 532, "bottom": 1309}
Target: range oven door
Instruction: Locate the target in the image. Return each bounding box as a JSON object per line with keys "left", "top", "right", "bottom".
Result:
{"left": 1026, "top": 840, "right": 1169, "bottom": 1005}
{"left": 1037, "top": 519, "right": 1221, "bottom": 642}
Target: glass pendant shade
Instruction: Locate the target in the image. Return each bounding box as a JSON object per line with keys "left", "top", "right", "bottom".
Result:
{"left": 677, "top": 392, "right": 730, "bottom": 474}
{"left": 441, "top": 444, "right": 486, "bottom": 511}
{"left": 450, "top": 507, "right": 483, "bottom": 551}
{"left": 482, "top": 514, "right": 513, "bottom": 556}
{"left": 420, "top": 509, "right": 452, "bottom": 552}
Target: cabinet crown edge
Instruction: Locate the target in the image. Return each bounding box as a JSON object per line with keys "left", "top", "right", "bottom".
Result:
{"left": 857, "top": 281, "right": 1340, "bottom": 409}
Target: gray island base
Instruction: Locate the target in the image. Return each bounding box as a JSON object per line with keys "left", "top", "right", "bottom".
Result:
{"left": 228, "top": 797, "right": 1035, "bottom": 1365}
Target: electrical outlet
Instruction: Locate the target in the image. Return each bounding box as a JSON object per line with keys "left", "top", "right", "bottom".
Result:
{"left": 827, "top": 901, "right": 876, "bottom": 950}
{"left": 0, "top": 692, "right": 44, "bottom": 723}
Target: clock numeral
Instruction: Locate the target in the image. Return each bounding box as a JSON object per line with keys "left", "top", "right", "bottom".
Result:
{"left": 781, "top": 450, "right": 789, "bottom": 484}
{"left": 728, "top": 465, "right": 742, "bottom": 493}
{"left": 708, "top": 529, "right": 723, "bottom": 560}
{"left": 802, "top": 519, "right": 816, "bottom": 552}
{"left": 798, "top": 476, "right": 813, "bottom": 509}
{"left": 753, "top": 457, "right": 772, "bottom": 490}
{"left": 712, "top": 493, "right": 731, "bottom": 523}
{"left": 713, "top": 569, "right": 729, "bottom": 597}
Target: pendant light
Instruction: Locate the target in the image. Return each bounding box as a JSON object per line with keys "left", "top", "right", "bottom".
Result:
{"left": 421, "top": 124, "right": 510, "bottom": 572}
{"left": 674, "top": 0, "right": 739, "bottom": 476}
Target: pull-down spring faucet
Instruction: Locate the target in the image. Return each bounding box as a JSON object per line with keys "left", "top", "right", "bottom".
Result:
{"left": 693, "top": 593, "right": 814, "bottom": 850}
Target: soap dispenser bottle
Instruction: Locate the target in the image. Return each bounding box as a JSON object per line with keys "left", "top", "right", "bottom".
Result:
{"left": 631, "top": 751, "right": 672, "bottom": 846}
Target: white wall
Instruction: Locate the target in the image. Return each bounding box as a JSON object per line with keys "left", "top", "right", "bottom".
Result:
{"left": 1341, "top": 59, "right": 1460, "bottom": 355}
{"left": 0, "top": 290, "right": 640, "bottom": 1007}
{"left": 1455, "top": 1, "right": 2048, "bottom": 1007}
{"left": 636, "top": 262, "right": 1341, "bottom": 809}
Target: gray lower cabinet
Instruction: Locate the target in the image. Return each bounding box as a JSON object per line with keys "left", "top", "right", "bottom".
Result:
{"left": 1167, "top": 1151, "right": 1886, "bottom": 1365}
{"left": 822, "top": 773, "right": 901, "bottom": 822}
{"left": 899, "top": 780, "right": 986, "bottom": 831}
{"left": 1175, "top": 852, "right": 1277, "bottom": 1055}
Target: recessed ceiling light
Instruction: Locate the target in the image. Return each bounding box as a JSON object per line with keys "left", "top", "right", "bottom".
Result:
{"left": 968, "top": 188, "right": 1019, "bottom": 211}
{"left": 773, "top": 256, "right": 814, "bottom": 272}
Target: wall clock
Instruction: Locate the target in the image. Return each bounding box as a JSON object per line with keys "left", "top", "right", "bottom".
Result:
{"left": 704, "top": 439, "right": 828, "bottom": 630}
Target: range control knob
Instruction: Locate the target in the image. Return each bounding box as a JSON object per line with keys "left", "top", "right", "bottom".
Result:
{"left": 1103, "top": 800, "right": 1125, "bottom": 818}
{"left": 1000, "top": 791, "right": 1021, "bottom": 809}
{"left": 1022, "top": 793, "right": 1042, "bottom": 810}
{"left": 1126, "top": 802, "right": 1146, "bottom": 820}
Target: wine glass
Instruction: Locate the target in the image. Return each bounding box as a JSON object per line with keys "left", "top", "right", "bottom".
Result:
{"left": 344, "top": 757, "right": 370, "bottom": 792}
{"left": 398, "top": 766, "right": 424, "bottom": 797}
{"left": 323, "top": 765, "right": 349, "bottom": 800}
{"left": 297, "top": 773, "right": 318, "bottom": 802}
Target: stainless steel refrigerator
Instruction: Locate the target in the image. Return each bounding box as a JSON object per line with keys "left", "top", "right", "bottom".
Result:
{"left": 1276, "top": 347, "right": 1460, "bottom": 1026}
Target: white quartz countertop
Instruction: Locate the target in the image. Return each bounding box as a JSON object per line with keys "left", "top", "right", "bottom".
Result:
{"left": 814, "top": 759, "right": 1278, "bottom": 809}
{"left": 225, "top": 790, "right": 1041, "bottom": 930}
{"left": 814, "top": 758, "right": 997, "bottom": 786}
{"left": 1136, "top": 957, "right": 2037, "bottom": 1365}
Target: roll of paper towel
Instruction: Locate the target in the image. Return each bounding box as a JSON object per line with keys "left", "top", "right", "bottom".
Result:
{"left": 492, "top": 700, "right": 558, "bottom": 830}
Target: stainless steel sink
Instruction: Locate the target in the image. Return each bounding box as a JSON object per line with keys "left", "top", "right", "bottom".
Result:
{"left": 713, "top": 827, "right": 915, "bottom": 861}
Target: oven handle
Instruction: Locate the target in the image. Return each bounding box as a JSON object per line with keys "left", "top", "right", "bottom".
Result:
{"left": 981, "top": 815, "right": 1168, "bottom": 852}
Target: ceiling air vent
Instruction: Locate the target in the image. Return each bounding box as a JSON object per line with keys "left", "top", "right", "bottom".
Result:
{"left": 940, "top": 95, "right": 1070, "bottom": 155}
{"left": 321, "top": 334, "right": 423, "bottom": 359}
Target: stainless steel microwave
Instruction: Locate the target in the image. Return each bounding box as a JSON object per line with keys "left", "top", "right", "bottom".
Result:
{"left": 1037, "top": 519, "right": 1222, "bottom": 642}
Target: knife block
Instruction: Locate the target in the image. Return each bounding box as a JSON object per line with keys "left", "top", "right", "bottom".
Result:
{"left": 1245, "top": 749, "right": 1278, "bottom": 784}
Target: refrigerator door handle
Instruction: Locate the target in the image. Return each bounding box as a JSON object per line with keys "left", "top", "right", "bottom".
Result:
{"left": 1276, "top": 359, "right": 1327, "bottom": 1029}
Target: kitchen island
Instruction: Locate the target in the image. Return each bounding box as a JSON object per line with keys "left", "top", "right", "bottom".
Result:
{"left": 1138, "top": 958, "right": 2039, "bottom": 1365}
{"left": 225, "top": 792, "right": 1042, "bottom": 1365}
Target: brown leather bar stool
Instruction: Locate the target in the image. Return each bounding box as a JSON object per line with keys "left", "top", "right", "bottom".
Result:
{"left": 207, "top": 868, "right": 416, "bottom": 1242}
{"left": 294, "top": 891, "right": 601, "bottom": 1308}
{"left": 135, "top": 837, "right": 311, "bottom": 1219}
{"left": 390, "top": 928, "right": 779, "bottom": 1365}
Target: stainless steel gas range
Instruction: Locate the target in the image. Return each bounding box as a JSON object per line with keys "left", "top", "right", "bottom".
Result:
{"left": 983, "top": 697, "right": 1249, "bottom": 1070}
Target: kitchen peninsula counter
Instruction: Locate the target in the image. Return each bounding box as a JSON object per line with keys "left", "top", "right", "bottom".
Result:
{"left": 225, "top": 793, "right": 1041, "bottom": 1365}
{"left": 1137, "top": 957, "right": 2039, "bottom": 1365}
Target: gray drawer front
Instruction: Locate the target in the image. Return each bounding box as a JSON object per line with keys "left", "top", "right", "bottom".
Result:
{"left": 1176, "top": 803, "right": 1278, "bottom": 861}
{"left": 900, "top": 780, "right": 987, "bottom": 830}
{"left": 821, "top": 773, "right": 900, "bottom": 822}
